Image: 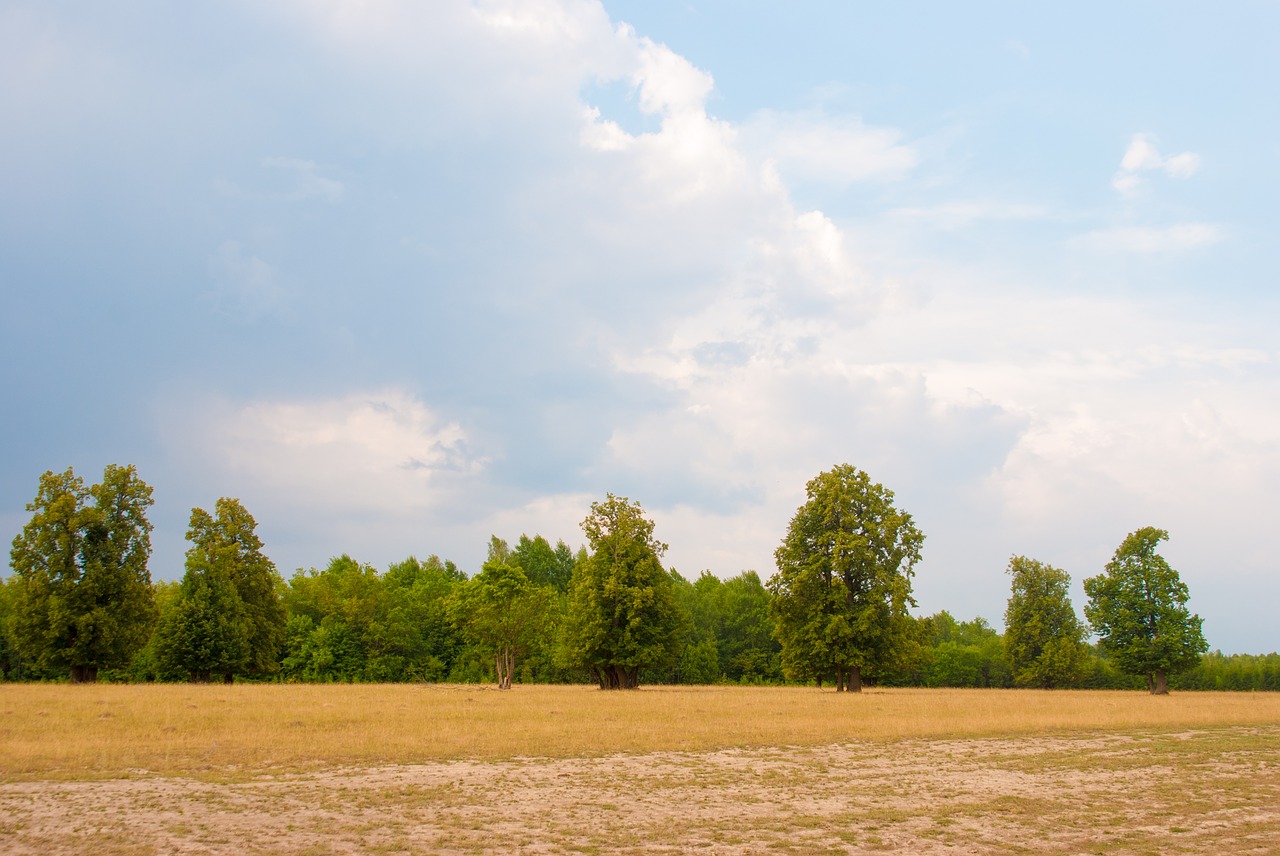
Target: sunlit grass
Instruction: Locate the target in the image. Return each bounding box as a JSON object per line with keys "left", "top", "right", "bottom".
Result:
{"left": 2, "top": 683, "right": 1278, "bottom": 780}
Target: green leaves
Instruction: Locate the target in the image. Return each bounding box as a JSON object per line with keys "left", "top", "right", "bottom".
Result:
{"left": 1084, "top": 527, "right": 1208, "bottom": 693}
{"left": 769, "top": 464, "right": 924, "bottom": 690}
{"left": 8, "top": 465, "right": 156, "bottom": 681}
{"left": 1003, "top": 556, "right": 1087, "bottom": 689}
{"left": 559, "top": 495, "right": 684, "bottom": 689}
{"left": 155, "top": 498, "right": 285, "bottom": 681}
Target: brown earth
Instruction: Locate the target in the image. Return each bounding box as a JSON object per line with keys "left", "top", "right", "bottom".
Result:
{"left": 2, "top": 727, "right": 1277, "bottom": 854}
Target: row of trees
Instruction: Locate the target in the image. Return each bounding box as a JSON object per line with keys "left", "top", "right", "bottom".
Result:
{"left": 3, "top": 463, "right": 1225, "bottom": 694}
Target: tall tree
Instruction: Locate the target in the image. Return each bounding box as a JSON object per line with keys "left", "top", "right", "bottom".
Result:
{"left": 1084, "top": 527, "right": 1208, "bottom": 694}
{"left": 188, "top": 498, "right": 286, "bottom": 679}
{"left": 449, "top": 556, "right": 554, "bottom": 689}
{"left": 768, "top": 464, "right": 924, "bottom": 692}
{"left": 1003, "top": 556, "right": 1087, "bottom": 688}
{"left": 558, "top": 494, "right": 685, "bottom": 689}
{"left": 154, "top": 499, "right": 283, "bottom": 683}
{"left": 9, "top": 465, "right": 156, "bottom": 682}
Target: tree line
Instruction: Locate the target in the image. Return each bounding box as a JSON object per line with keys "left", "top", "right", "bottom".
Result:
{"left": 4, "top": 463, "right": 1267, "bottom": 693}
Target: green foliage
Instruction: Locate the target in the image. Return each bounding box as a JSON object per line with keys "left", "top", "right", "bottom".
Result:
{"left": 558, "top": 494, "right": 686, "bottom": 689}
{"left": 151, "top": 499, "right": 284, "bottom": 682}
{"left": 194, "top": 499, "right": 284, "bottom": 677}
{"left": 0, "top": 576, "right": 29, "bottom": 680}
{"left": 768, "top": 464, "right": 924, "bottom": 692}
{"left": 154, "top": 555, "right": 250, "bottom": 682}
{"left": 281, "top": 554, "right": 465, "bottom": 682}
{"left": 915, "top": 612, "right": 1012, "bottom": 687}
{"left": 448, "top": 556, "right": 557, "bottom": 688}
{"left": 511, "top": 534, "right": 577, "bottom": 592}
{"left": 8, "top": 465, "right": 157, "bottom": 682}
{"left": 1003, "top": 556, "right": 1087, "bottom": 688}
{"left": 1084, "top": 527, "right": 1208, "bottom": 694}
{"left": 1172, "top": 651, "right": 1280, "bottom": 691}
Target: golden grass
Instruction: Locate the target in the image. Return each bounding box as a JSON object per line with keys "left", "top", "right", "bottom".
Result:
{"left": 2, "top": 683, "right": 1278, "bottom": 780}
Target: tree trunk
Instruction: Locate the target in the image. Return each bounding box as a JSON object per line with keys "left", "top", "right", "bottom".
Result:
{"left": 597, "top": 665, "right": 639, "bottom": 689}
{"left": 1145, "top": 673, "right": 1154, "bottom": 693}
{"left": 835, "top": 669, "right": 845, "bottom": 692}
{"left": 190, "top": 670, "right": 211, "bottom": 683}
{"left": 223, "top": 673, "right": 234, "bottom": 685}
{"left": 1151, "top": 669, "right": 1169, "bottom": 695}
{"left": 848, "top": 666, "right": 862, "bottom": 693}
{"left": 70, "top": 665, "right": 98, "bottom": 683}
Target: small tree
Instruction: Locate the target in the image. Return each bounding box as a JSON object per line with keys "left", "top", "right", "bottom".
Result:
{"left": 558, "top": 495, "right": 684, "bottom": 689}
{"left": 154, "top": 559, "right": 250, "bottom": 683}
{"left": 1003, "top": 556, "right": 1087, "bottom": 688}
{"left": 9, "top": 465, "right": 156, "bottom": 682}
{"left": 1084, "top": 527, "right": 1208, "bottom": 695}
{"left": 768, "top": 464, "right": 924, "bottom": 692}
{"left": 449, "top": 557, "right": 554, "bottom": 689}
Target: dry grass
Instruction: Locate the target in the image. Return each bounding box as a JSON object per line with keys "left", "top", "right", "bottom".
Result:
{"left": 3, "top": 684, "right": 1279, "bottom": 854}
{"left": 2, "top": 683, "right": 1279, "bottom": 779}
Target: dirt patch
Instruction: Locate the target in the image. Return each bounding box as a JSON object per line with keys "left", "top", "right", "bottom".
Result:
{"left": 2, "top": 727, "right": 1277, "bottom": 854}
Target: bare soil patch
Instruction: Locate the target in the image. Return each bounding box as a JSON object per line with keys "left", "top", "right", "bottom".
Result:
{"left": 2, "top": 726, "right": 1277, "bottom": 854}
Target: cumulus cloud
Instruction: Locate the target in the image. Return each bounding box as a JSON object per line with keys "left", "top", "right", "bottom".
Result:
{"left": 1113, "top": 132, "right": 1201, "bottom": 194}
{"left": 174, "top": 388, "right": 482, "bottom": 518}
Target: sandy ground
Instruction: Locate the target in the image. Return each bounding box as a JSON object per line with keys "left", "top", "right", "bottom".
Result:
{"left": 2, "top": 727, "right": 1277, "bottom": 854}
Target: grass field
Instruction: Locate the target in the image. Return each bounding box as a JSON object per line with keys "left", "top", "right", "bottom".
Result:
{"left": 2, "top": 684, "right": 1278, "bottom": 853}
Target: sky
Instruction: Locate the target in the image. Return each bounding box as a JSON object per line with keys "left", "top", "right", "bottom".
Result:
{"left": 2, "top": 1, "right": 1277, "bottom": 654}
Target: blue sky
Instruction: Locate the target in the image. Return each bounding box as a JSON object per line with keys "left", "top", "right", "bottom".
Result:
{"left": 3, "top": 1, "right": 1277, "bottom": 653}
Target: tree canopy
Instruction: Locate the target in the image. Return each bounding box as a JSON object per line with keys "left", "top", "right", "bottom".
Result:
{"left": 558, "top": 494, "right": 685, "bottom": 689}
{"left": 8, "top": 465, "right": 156, "bottom": 682}
{"left": 1003, "top": 556, "right": 1087, "bottom": 688}
{"left": 769, "top": 464, "right": 924, "bottom": 692}
{"left": 1084, "top": 527, "right": 1208, "bottom": 694}
{"left": 154, "top": 499, "right": 285, "bottom": 682}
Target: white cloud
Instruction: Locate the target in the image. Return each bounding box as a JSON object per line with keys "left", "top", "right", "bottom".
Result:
{"left": 1113, "top": 132, "right": 1201, "bottom": 194}
{"left": 742, "top": 110, "right": 917, "bottom": 185}
{"left": 1072, "top": 223, "right": 1223, "bottom": 253}
{"left": 178, "top": 389, "right": 482, "bottom": 517}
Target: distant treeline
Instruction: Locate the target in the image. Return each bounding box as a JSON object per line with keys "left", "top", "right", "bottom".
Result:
{"left": 2, "top": 550, "right": 1274, "bottom": 689}
{"left": 3, "top": 464, "right": 1273, "bottom": 691}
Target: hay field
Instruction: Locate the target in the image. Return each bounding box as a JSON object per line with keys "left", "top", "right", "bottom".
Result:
{"left": 2, "top": 684, "right": 1278, "bottom": 854}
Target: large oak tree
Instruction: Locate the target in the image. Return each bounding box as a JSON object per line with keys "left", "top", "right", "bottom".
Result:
{"left": 558, "top": 495, "right": 684, "bottom": 689}
{"left": 769, "top": 464, "right": 924, "bottom": 692}
{"left": 1084, "top": 527, "right": 1207, "bottom": 694}
{"left": 9, "top": 465, "right": 156, "bottom": 682}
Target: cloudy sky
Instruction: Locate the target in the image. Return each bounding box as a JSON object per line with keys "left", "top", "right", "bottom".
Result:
{"left": 3, "top": 1, "right": 1277, "bottom": 653}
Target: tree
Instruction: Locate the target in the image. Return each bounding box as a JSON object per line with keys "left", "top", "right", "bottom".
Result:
{"left": 192, "top": 498, "right": 285, "bottom": 680}
{"left": 768, "top": 464, "right": 924, "bottom": 692}
{"left": 449, "top": 556, "right": 554, "bottom": 689}
{"left": 9, "top": 465, "right": 156, "bottom": 682}
{"left": 155, "top": 499, "right": 284, "bottom": 683}
{"left": 153, "top": 554, "right": 250, "bottom": 683}
{"left": 558, "top": 494, "right": 685, "bottom": 689}
{"left": 1003, "top": 556, "right": 1087, "bottom": 688}
{"left": 1084, "top": 527, "right": 1208, "bottom": 694}
{"left": 512, "top": 534, "right": 577, "bottom": 592}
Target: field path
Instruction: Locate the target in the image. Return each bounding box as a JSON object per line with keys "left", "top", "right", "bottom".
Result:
{"left": 2, "top": 727, "right": 1277, "bottom": 854}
